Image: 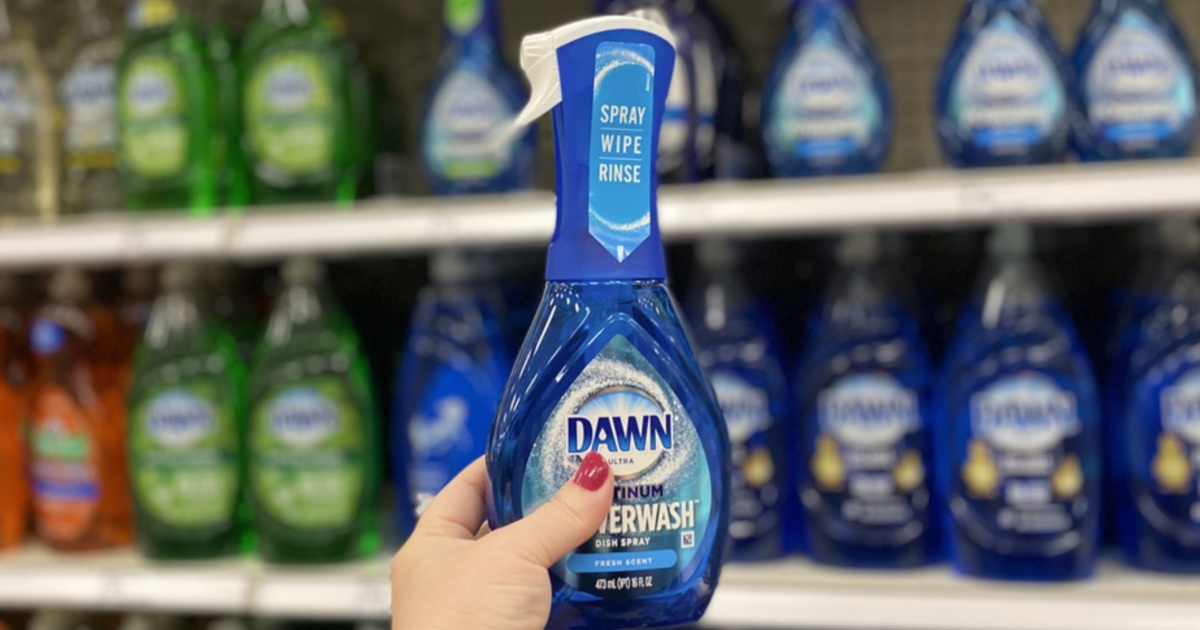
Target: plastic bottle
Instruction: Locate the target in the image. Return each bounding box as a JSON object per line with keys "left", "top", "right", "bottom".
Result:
{"left": 0, "top": 0, "right": 56, "bottom": 219}
{"left": 1113, "top": 219, "right": 1200, "bottom": 572}
{"left": 935, "top": 0, "right": 1075, "bottom": 167}
{"left": 420, "top": 0, "right": 535, "bottom": 195}
{"left": 240, "top": 0, "right": 356, "bottom": 205}
{"left": 690, "top": 0, "right": 753, "bottom": 180}
{"left": 118, "top": 0, "right": 218, "bottom": 213}
{"left": 29, "top": 267, "right": 132, "bottom": 551}
{"left": 687, "top": 240, "right": 789, "bottom": 561}
{"left": 0, "top": 273, "right": 27, "bottom": 549}
{"left": 1073, "top": 0, "right": 1198, "bottom": 161}
{"left": 247, "top": 257, "right": 380, "bottom": 563}
{"left": 127, "top": 263, "right": 248, "bottom": 559}
{"left": 391, "top": 251, "right": 510, "bottom": 537}
{"left": 488, "top": 16, "right": 729, "bottom": 628}
{"left": 59, "top": 0, "right": 123, "bottom": 214}
{"left": 796, "top": 232, "right": 937, "bottom": 567}
{"left": 762, "top": 0, "right": 892, "bottom": 177}
{"left": 936, "top": 224, "right": 1101, "bottom": 580}
{"left": 597, "top": 0, "right": 710, "bottom": 184}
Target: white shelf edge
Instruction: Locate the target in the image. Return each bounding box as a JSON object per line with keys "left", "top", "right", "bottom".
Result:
{"left": 0, "top": 161, "right": 1190, "bottom": 268}
{"left": 5, "top": 547, "right": 1200, "bottom": 628}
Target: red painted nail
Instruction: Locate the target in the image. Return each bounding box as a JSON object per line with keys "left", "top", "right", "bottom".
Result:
{"left": 572, "top": 451, "right": 610, "bottom": 492}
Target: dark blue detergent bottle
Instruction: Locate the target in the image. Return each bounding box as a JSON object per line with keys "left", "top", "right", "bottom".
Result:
{"left": 391, "top": 251, "right": 512, "bottom": 538}
{"left": 935, "top": 0, "right": 1075, "bottom": 167}
{"left": 687, "top": 240, "right": 789, "bottom": 561}
{"left": 796, "top": 232, "right": 937, "bottom": 568}
{"left": 420, "top": 0, "right": 536, "bottom": 195}
{"left": 1073, "top": 0, "right": 1198, "bottom": 161}
{"left": 487, "top": 15, "right": 729, "bottom": 629}
{"left": 1114, "top": 220, "right": 1200, "bottom": 572}
{"left": 597, "top": 0, "right": 709, "bottom": 183}
{"left": 936, "top": 224, "right": 1101, "bottom": 581}
{"left": 761, "top": 0, "right": 892, "bottom": 177}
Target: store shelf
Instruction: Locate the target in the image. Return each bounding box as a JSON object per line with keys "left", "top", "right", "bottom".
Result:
{"left": 3, "top": 544, "right": 1200, "bottom": 628}
{"left": 0, "top": 160, "right": 1196, "bottom": 268}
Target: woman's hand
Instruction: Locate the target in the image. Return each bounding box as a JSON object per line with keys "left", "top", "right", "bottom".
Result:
{"left": 391, "top": 452, "right": 614, "bottom": 630}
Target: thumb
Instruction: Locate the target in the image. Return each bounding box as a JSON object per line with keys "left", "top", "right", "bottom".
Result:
{"left": 490, "top": 451, "right": 614, "bottom": 568}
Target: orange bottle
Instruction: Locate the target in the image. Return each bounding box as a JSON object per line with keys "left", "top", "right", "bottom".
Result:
{"left": 0, "top": 272, "right": 30, "bottom": 549}
{"left": 29, "top": 268, "right": 132, "bottom": 551}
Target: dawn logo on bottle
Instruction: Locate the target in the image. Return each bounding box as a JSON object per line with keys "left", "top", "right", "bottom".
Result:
{"left": 959, "top": 21, "right": 1060, "bottom": 134}
{"left": 263, "top": 65, "right": 317, "bottom": 111}
{"left": 566, "top": 388, "right": 673, "bottom": 478}
{"left": 267, "top": 387, "right": 341, "bottom": 449}
{"left": 145, "top": 390, "right": 216, "bottom": 449}
{"left": 126, "top": 64, "right": 175, "bottom": 115}
{"left": 62, "top": 66, "right": 117, "bottom": 154}
{"left": 818, "top": 373, "right": 919, "bottom": 449}
{"left": 970, "top": 373, "right": 1080, "bottom": 453}
{"left": 425, "top": 70, "right": 513, "bottom": 182}
{"left": 1161, "top": 370, "right": 1200, "bottom": 445}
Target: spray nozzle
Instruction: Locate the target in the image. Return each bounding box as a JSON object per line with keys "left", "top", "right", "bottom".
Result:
{"left": 508, "top": 14, "right": 674, "bottom": 131}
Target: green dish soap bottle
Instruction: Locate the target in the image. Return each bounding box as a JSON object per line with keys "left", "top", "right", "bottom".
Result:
{"left": 195, "top": 0, "right": 245, "bottom": 209}
{"left": 127, "top": 262, "right": 249, "bottom": 559}
{"left": 117, "top": 0, "right": 218, "bottom": 213}
{"left": 59, "top": 0, "right": 124, "bottom": 214}
{"left": 240, "top": 0, "right": 355, "bottom": 206}
{"left": 247, "top": 257, "right": 380, "bottom": 563}
{"left": 0, "top": 0, "right": 56, "bottom": 220}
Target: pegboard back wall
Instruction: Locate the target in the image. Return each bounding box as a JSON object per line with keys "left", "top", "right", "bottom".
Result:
{"left": 41, "top": 0, "right": 1198, "bottom": 190}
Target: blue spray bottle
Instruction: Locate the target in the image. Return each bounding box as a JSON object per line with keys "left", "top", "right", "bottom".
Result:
{"left": 420, "top": 0, "right": 536, "bottom": 195}
{"left": 935, "top": 0, "right": 1075, "bottom": 167}
{"left": 391, "top": 251, "right": 512, "bottom": 538}
{"left": 797, "top": 232, "right": 937, "bottom": 568}
{"left": 1114, "top": 220, "right": 1200, "bottom": 572}
{"left": 937, "top": 224, "right": 1101, "bottom": 580}
{"left": 761, "top": 0, "right": 892, "bottom": 177}
{"left": 1073, "top": 0, "right": 1198, "bottom": 161}
{"left": 687, "top": 240, "right": 789, "bottom": 561}
{"left": 487, "top": 15, "right": 729, "bottom": 628}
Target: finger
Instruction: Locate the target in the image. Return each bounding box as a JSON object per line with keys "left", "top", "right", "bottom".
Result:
{"left": 413, "top": 457, "right": 490, "bottom": 540}
{"left": 487, "top": 451, "right": 614, "bottom": 568}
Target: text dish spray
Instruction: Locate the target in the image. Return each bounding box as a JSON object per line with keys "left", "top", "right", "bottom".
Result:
{"left": 487, "top": 15, "right": 730, "bottom": 630}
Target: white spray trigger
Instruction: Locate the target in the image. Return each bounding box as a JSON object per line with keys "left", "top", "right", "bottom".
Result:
{"left": 506, "top": 14, "right": 675, "bottom": 132}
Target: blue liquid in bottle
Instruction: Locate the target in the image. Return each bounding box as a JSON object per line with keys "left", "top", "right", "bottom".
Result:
{"left": 936, "top": 224, "right": 1101, "bottom": 580}
{"left": 797, "top": 232, "right": 937, "bottom": 568}
{"left": 1073, "top": 0, "right": 1198, "bottom": 161}
{"left": 391, "top": 251, "right": 511, "bottom": 538}
{"left": 687, "top": 240, "right": 789, "bottom": 561}
{"left": 935, "top": 0, "right": 1075, "bottom": 167}
{"left": 1114, "top": 220, "right": 1200, "bottom": 572}
{"left": 488, "top": 16, "right": 729, "bottom": 629}
{"left": 420, "top": 0, "right": 535, "bottom": 195}
{"left": 761, "top": 0, "right": 892, "bottom": 177}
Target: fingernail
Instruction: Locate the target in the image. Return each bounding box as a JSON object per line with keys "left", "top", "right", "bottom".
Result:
{"left": 572, "top": 451, "right": 610, "bottom": 492}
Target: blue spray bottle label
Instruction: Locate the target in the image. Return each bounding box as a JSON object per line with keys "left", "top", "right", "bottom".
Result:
{"left": 954, "top": 373, "right": 1087, "bottom": 540}
{"left": 810, "top": 372, "right": 926, "bottom": 529}
{"left": 1130, "top": 366, "right": 1200, "bottom": 538}
{"left": 1082, "top": 9, "right": 1196, "bottom": 150}
{"left": 523, "top": 335, "right": 713, "bottom": 596}
{"left": 711, "top": 371, "right": 777, "bottom": 542}
{"left": 947, "top": 14, "right": 1066, "bottom": 158}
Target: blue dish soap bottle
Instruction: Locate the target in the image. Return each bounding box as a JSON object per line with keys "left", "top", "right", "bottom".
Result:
{"left": 761, "top": 0, "right": 892, "bottom": 177}
{"left": 797, "top": 232, "right": 937, "bottom": 567}
{"left": 488, "top": 15, "right": 729, "bottom": 628}
{"left": 421, "top": 0, "right": 536, "bottom": 195}
{"left": 1115, "top": 220, "right": 1200, "bottom": 572}
{"left": 687, "top": 240, "right": 789, "bottom": 561}
{"left": 935, "top": 0, "right": 1075, "bottom": 167}
{"left": 391, "top": 251, "right": 511, "bottom": 538}
{"left": 1073, "top": 0, "right": 1198, "bottom": 161}
{"left": 937, "top": 224, "right": 1101, "bottom": 580}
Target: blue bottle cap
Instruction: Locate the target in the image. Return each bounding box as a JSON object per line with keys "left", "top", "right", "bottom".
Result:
{"left": 511, "top": 16, "right": 676, "bottom": 282}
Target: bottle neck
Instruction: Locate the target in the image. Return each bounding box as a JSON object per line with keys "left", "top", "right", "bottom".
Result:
{"left": 444, "top": 0, "right": 500, "bottom": 46}
{"left": 0, "top": 0, "right": 13, "bottom": 42}
{"left": 75, "top": 0, "right": 112, "bottom": 42}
